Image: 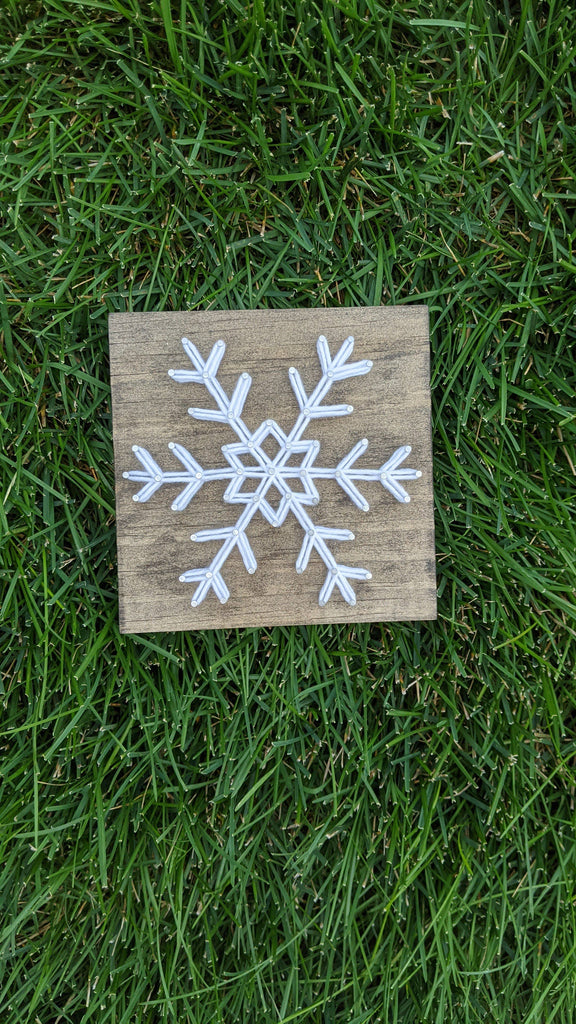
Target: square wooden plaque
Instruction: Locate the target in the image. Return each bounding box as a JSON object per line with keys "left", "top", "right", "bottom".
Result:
{"left": 109, "top": 307, "right": 435, "bottom": 633}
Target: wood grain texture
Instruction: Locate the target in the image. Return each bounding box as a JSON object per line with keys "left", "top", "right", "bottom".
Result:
{"left": 109, "top": 307, "right": 436, "bottom": 633}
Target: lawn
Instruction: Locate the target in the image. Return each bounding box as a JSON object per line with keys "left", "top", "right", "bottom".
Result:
{"left": 1, "top": 1, "right": 575, "bottom": 1021}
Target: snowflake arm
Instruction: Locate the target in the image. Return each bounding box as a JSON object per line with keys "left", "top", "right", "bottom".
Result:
{"left": 287, "top": 335, "right": 373, "bottom": 441}
{"left": 304, "top": 443, "right": 422, "bottom": 510}
{"left": 169, "top": 338, "right": 252, "bottom": 441}
{"left": 123, "top": 443, "right": 236, "bottom": 511}
{"left": 290, "top": 501, "right": 371, "bottom": 607}
{"left": 183, "top": 487, "right": 265, "bottom": 606}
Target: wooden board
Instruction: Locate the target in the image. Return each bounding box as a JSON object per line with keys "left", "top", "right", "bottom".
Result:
{"left": 109, "top": 307, "right": 436, "bottom": 633}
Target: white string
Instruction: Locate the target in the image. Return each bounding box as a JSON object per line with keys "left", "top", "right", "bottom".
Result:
{"left": 123, "top": 335, "right": 422, "bottom": 607}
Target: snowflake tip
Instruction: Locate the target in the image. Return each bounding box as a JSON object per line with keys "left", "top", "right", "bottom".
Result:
{"left": 132, "top": 495, "right": 139, "bottom": 502}
{"left": 415, "top": 470, "right": 422, "bottom": 478}
{"left": 122, "top": 472, "right": 129, "bottom": 479}
{"left": 168, "top": 442, "right": 175, "bottom": 449}
{"left": 179, "top": 575, "right": 186, "bottom": 582}
{"left": 168, "top": 369, "right": 175, "bottom": 377}
{"left": 347, "top": 405, "right": 353, "bottom": 412}
{"left": 403, "top": 495, "right": 411, "bottom": 503}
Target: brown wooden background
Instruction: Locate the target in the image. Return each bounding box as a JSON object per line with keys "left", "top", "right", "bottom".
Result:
{"left": 109, "top": 307, "right": 436, "bottom": 633}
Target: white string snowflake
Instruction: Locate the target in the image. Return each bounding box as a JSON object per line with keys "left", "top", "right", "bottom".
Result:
{"left": 123, "top": 334, "right": 421, "bottom": 608}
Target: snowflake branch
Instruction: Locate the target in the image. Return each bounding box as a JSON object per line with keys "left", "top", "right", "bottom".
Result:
{"left": 123, "top": 443, "right": 235, "bottom": 511}
{"left": 377, "top": 445, "right": 423, "bottom": 502}
{"left": 169, "top": 338, "right": 252, "bottom": 441}
{"left": 291, "top": 502, "right": 371, "bottom": 607}
{"left": 306, "top": 443, "right": 422, "bottom": 509}
{"left": 181, "top": 482, "right": 271, "bottom": 606}
{"left": 287, "top": 335, "right": 372, "bottom": 442}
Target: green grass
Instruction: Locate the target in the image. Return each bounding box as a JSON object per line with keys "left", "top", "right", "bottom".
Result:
{"left": 1, "top": 0, "right": 576, "bottom": 1021}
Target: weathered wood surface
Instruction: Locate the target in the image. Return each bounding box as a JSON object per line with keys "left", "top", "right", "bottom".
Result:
{"left": 109, "top": 307, "right": 436, "bottom": 633}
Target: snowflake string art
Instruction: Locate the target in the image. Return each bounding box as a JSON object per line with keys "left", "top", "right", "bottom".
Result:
{"left": 123, "top": 334, "right": 422, "bottom": 609}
